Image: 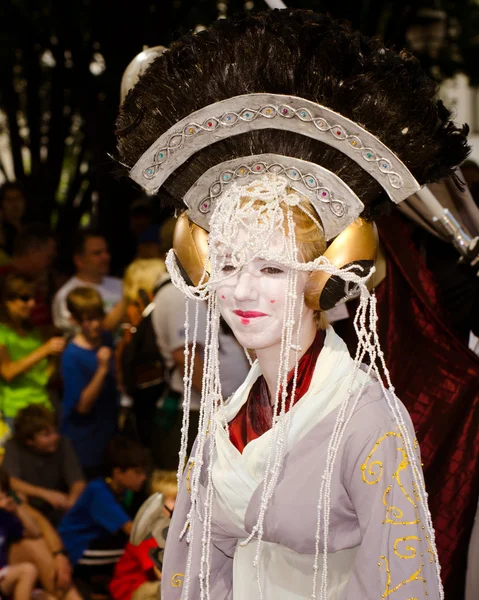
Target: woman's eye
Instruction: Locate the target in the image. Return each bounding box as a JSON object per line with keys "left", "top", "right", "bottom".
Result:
{"left": 261, "top": 267, "right": 284, "bottom": 275}
{"left": 221, "top": 264, "right": 235, "bottom": 272}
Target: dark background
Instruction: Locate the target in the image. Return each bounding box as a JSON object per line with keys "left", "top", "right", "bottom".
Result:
{"left": 0, "top": 0, "right": 478, "bottom": 273}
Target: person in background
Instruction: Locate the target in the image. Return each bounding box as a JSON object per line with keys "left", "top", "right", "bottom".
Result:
{"left": 58, "top": 437, "right": 148, "bottom": 598}
{"left": 0, "top": 225, "right": 57, "bottom": 332}
{"left": 0, "top": 274, "right": 65, "bottom": 432}
{"left": 0, "top": 561, "right": 40, "bottom": 600}
{"left": 52, "top": 229, "right": 125, "bottom": 335}
{"left": 109, "top": 470, "right": 177, "bottom": 600}
{"left": 136, "top": 225, "right": 163, "bottom": 260}
{"left": 0, "top": 467, "right": 81, "bottom": 600}
{"left": 121, "top": 259, "right": 167, "bottom": 335}
{"left": 3, "top": 405, "right": 86, "bottom": 525}
{"left": 129, "top": 197, "right": 153, "bottom": 241}
{"left": 124, "top": 197, "right": 154, "bottom": 265}
{"left": 0, "top": 465, "right": 46, "bottom": 600}
{"left": 118, "top": 258, "right": 166, "bottom": 446}
{"left": 60, "top": 287, "right": 119, "bottom": 479}
{"left": 0, "top": 182, "right": 26, "bottom": 257}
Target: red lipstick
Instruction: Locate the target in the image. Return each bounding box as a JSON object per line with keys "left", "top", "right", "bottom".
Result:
{"left": 233, "top": 310, "right": 267, "bottom": 318}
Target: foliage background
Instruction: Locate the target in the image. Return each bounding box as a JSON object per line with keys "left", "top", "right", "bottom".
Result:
{"left": 0, "top": 0, "right": 478, "bottom": 271}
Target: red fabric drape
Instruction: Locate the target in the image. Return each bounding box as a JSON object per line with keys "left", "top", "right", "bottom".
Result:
{"left": 229, "top": 330, "right": 325, "bottom": 453}
{"left": 336, "top": 213, "right": 479, "bottom": 599}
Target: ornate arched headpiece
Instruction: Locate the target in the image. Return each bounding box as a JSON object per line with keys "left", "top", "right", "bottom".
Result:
{"left": 129, "top": 93, "right": 420, "bottom": 241}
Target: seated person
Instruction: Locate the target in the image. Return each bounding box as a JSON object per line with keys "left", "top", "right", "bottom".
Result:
{"left": 0, "top": 274, "right": 65, "bottom": 431}
{"left": 58, "top": 437, "right": 148, "bottom": 597}
{"left": 109, "top": 470, "right": 178, "bottom": 600}
{"left": 0, "top": 467, "right": 43, "bottom": 599}
{"left": 3, "top": 404, "right": 86, "bottom": 525}
{"left": 0, "top": 467, "right": 81, "bottom": 600}
{"left": 60, "top": 287, "right": 119, "bottom": 479}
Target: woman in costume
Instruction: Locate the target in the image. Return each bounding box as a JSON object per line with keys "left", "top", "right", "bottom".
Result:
{"left": 115, "top": 10, "right": 469, "bottom": 599}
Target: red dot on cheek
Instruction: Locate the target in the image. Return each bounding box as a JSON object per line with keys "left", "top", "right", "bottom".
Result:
{"left": 270, "top": 299, "right": 276, "bottom": 304}
{"left": 221, "top": 295, "right": 225, "bottom": 300}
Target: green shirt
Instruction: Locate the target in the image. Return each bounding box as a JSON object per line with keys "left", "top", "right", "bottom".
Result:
{"left": 0, "top": 323, "right": 51, "bottom": 418}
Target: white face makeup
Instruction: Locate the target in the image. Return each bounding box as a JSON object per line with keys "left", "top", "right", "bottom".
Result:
{"left": 216, "top": 255, "right": 311, "bottom": 352}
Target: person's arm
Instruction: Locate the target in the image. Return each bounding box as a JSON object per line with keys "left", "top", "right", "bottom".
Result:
{"left": 60, "top": 437, "right": 86, "bottom": 508}
{"left": 22, "top": 503, "right": 62, "bottom": 552}
{"left": 122, "top": 521, "right": 133, "bottom": 536}
{"left": 22, "top": 504, "right": 73, "bottom": 591}
{"left": 13, "top": 502, "right": 42, "bottom": 539}
{"left": 76, "top": 346, "right": 112, "bottom": 414}
{"left": 9, "top": 477, "right": 69, "bottom": 511}
{"left": 103, "top": 298, "right": 127, "bottom": 332}
{"left": 341, "top": 419, "right": 441, "bottom": 599}
{"left": 172, "top": 346, "right": 204, "bottom": 393}
{"left": 0, "top": 338, "right": 65, "bottom": 382}
{"left": 161, "top": 447, "right": 236, "bottom": 600}
{"left": 90, "top": 483, "right": 131, "bottom": 536}
{"left": 67, "top": 481, "right": 86, "bottom": 508}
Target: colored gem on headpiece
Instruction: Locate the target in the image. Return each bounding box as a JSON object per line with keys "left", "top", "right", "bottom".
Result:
{"left": 131, "top": 94, "right": 419, "bottom": 204}
{"left": 183, "top": 154, "right": 364, "bottom": 240}
{"left": 199, "top": 199, "right": 211, "bottom": 214}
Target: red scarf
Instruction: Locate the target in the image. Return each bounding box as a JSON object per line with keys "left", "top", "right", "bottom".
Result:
{"left": 229, "top": 330, "right": 325, "bottom": 453}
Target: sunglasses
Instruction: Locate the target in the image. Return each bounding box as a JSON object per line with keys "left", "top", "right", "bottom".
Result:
{"left": 16, "top": 295, "right": 34, "bottom": 303}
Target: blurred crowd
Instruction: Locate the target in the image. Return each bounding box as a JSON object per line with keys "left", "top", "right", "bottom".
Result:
{"left": 0, "top": 181, "right": 249, "bottom": 600}
{"left": 2, "top": 162, "right": 479, "bottom": 599}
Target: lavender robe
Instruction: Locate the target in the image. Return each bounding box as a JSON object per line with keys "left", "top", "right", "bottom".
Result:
{"left": 162, "top": 345, "right": 440, "bottom": 599}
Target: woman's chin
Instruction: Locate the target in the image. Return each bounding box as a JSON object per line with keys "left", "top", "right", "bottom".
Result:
{"left": 235, "top": 333, "right": 280, "bottom": 352}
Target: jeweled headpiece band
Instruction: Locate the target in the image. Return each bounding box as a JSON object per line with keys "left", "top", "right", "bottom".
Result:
{"left": 183, "top": 155, "right": 364, "bottom": 241}
{"left": 129, "top": 93, "right": 421, "bottom": 206}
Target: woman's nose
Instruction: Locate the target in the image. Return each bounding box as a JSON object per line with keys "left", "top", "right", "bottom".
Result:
{"left": 233, "top": 271, "right": 258, "bottom": 302}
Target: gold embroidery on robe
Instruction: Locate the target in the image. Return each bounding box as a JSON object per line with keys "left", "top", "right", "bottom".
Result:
{"left": 171, "top": 573, "right": 184, "bottom": 588}
{"left": 361, "top": 429, "right": 429, "bottom": 597}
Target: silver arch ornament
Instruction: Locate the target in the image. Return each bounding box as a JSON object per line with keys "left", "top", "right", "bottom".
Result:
{"left": 183, "top": 154, "right": 364, "bottom": 241}
{"left": 129, "top": 93, "right": 421, "bottom": 203}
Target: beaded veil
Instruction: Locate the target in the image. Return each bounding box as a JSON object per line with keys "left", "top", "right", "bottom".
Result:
{"left": 116, "top": 9, "right": 470, "bottom": 600}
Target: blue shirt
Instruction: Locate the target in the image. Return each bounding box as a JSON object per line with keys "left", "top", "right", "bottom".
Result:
{"left": 58, "top": 479, "right": 130, "bottom": 565}
{"left": 0, "top": 509, "right": 23, "bottom": 568}
{"left": 60, "top": 337, "right": 119, "bottom": 469}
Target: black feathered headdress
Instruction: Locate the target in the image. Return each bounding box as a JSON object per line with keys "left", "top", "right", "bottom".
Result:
{"left": 116, "top": 9, "right": 469, "bottom": 221}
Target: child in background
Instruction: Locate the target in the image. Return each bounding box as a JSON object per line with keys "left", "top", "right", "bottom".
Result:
{"left": 3, "top": 405, "right": 86, "bottom": 525}
{"left": 109, "top": 470, "right": 178, "bottom": 600}
{"left": 0, "top": 467, "right": 82, "bottom": 600}
{"left": 60, "top": 287, "right": 119, "bottom": 479}
{"left": 0, "top": 467, "right": 46, "bottom": 599}
{"left": 58, "top": 437, "right": 148, "bottom": 598}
